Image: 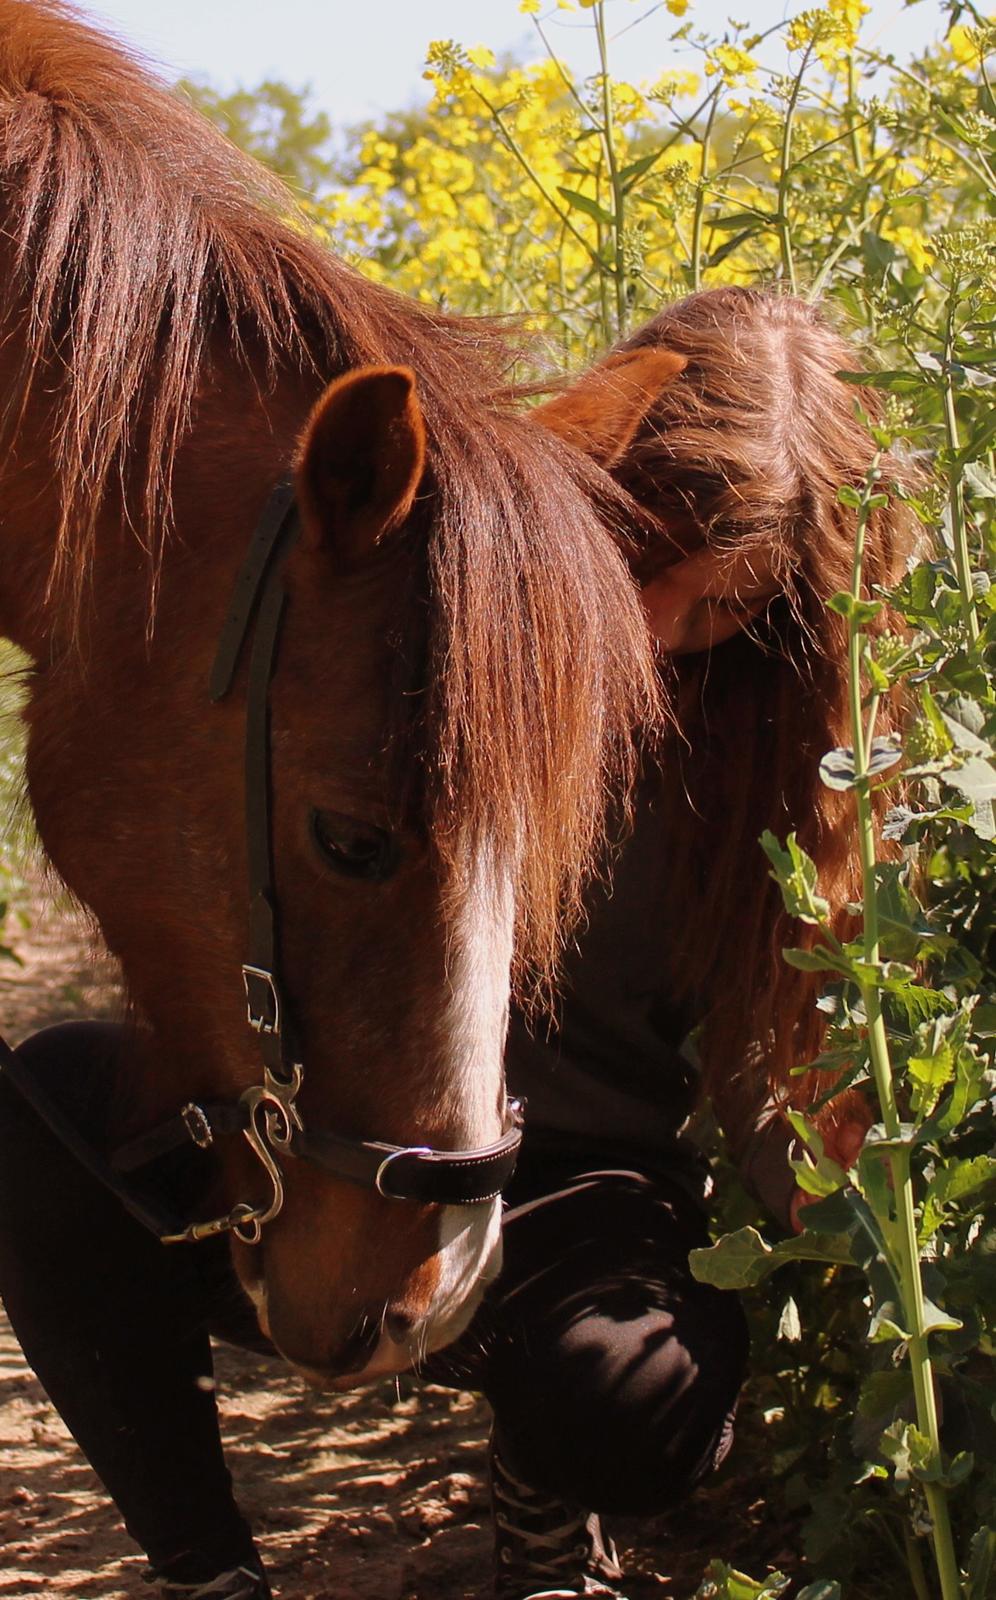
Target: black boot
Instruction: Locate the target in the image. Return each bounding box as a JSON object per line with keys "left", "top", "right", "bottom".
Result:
{"left": 490, "top": 1430, "right": 626, "bottom": 1600}
{"left": 145, "top": 1551, "right": 273, "bottom": 1600}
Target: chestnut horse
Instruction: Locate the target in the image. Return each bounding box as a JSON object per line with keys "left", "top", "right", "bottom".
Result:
{"left": 0, "top": 2, "right": 666, "bottom": 1379}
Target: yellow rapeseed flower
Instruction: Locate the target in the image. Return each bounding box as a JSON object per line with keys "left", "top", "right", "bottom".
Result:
{"left": 948, "top": 24, "right": 982, "bottom": 66}
{"left": 705, "top": 42, "right": 759, "bottom": 86}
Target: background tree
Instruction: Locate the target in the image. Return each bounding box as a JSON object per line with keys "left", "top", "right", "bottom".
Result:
{"left": 177, "top": 76, "right": 336, "bottom": 196}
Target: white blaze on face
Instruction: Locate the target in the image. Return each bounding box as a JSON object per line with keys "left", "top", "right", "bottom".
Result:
{"left": 423, "top": 848, "right": 515, "bottom": 1348}
{"left": 361, "top": 851, "right": 515, "bottom": 1377}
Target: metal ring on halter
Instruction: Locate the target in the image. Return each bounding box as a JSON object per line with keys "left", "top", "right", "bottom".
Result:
{"left": 375, "top": 1146, "right": 433, "bottom": 1199}
{"left": 161, "top": 1201, "right": 264, "bottom": 1247}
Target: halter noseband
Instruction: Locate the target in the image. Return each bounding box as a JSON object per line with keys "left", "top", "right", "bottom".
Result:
{"left": 114, "top": 479, "right": 522, "bottom": 1244}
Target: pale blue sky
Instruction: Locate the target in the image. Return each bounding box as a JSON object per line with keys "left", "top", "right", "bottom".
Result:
{"left": 73, "top": 0, "right": 948, "bottom": 127}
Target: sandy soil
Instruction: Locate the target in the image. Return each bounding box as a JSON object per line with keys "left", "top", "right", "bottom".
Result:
{"left": 0, "top": 889, "right": 789, "bottom": 1600}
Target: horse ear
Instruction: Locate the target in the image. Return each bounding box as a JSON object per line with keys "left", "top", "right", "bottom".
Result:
{"left": 535, "top": 348, "right": 686, "bottom": 467}
{"left": 295, "top": 365, "right": 427, "bottom": 565}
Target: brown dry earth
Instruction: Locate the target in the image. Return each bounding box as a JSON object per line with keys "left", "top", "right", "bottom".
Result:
{"left": 0, "top": 889, "right": 789, "bottom": 1600}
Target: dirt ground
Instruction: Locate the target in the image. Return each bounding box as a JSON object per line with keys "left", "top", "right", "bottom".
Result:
{"left": 0, "top": 888, "right": 791, "bottom": 1600}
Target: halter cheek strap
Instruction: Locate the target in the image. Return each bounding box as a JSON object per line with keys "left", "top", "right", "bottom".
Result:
{"left": 120, "top": 479, "right": 522, "bottom": 1244}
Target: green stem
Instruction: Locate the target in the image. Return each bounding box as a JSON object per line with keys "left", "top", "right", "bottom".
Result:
{"left": 943, "top": 300, "right": 981, "bottom": 643}
{"left": 530, "top": 15, "right": 601, "bottom": 134}
{"left": 596, "top": 204, "right": 612, "bottom": 347}
{"left": 691, "top": 88, "right": 720, "bottom": 292}
{"left": 556, "top": 220, "right": 571, "bottom": 369}
{"left": 848, "top": 468, "right": 964, "bottom": 1600}
{"left": 470, "top": 86, "right": 601, "bottom": 269}
{"left": 902, "top": 1519, "right": 935, "bottom": 1600}
{"left": 846, "top": 51, "right": 867, "bottom": 193}
{"left": 594, "top": 2, "right": 627, "bottom": 339}
{"left": 776, "top": 41, "right": 814, "bottom": 293}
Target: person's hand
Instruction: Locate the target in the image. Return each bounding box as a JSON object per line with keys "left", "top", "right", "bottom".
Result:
{"left": 789, "top": 1102, "right": 872, "bottom": 1233}
{"left": 640, "top": 544, "right": 779, "bottom": 654}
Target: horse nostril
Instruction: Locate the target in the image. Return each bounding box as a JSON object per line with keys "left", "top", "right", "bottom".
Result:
{"left": 385, "top": 1308, "right": 416, "bottom": 1345}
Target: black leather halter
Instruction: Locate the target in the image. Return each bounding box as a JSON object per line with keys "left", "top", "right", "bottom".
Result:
{"left": 3, "top": 481, "right": 523, "bottom": 1247}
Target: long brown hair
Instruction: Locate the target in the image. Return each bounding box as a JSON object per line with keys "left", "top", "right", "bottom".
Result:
{"left": 0, "top": 0, "right": 660, "bottom": 997}
{"left": 612, "top": 287, "right": 919, "bottom": 1113}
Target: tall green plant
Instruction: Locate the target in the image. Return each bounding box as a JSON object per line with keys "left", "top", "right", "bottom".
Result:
{"left": 691, "top": 243, "right": 996, "bottom": 1600}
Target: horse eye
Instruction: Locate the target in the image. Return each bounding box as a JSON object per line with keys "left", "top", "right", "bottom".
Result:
{"left": 309, "top": 809, "right": 399, "bottom": 881}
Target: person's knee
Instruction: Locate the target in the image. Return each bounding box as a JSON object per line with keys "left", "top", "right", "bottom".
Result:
{"left": 0, "top": 1020, "right": 125, "bottom": 1164}
{"left": 13, "top": 1019, "right": 125, "bottom": 1073}
{"left": 492, "top": 1287, "right": 749, "bottom": 1514}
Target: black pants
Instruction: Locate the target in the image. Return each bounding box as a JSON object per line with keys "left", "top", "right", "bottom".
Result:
{"left": 0, "top": 1023, "right": 749, "bottom": 1581}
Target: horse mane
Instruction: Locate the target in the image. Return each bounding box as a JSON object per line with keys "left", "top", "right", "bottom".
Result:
{"left": 608, "top": 287, "right": 920, "bottom": 1115}
{"left": 0, "top": 0, "right": 660, "bottom": 995}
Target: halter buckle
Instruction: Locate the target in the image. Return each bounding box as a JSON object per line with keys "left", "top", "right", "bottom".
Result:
{"left": 374, "top": 1146, "right": 434, "bottom": 1200}
{"left": 180, "top": 1102, "right": 214, "bottom": 1150}
{"left": 242, "top": 964, "right": 281, "bottom": 1035}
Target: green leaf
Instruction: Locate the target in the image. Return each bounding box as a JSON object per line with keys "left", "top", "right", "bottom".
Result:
{"left": 694, "top": 1561, "right": 790, "bottom": 1598}
{"left": 973, "top": 1003, "right": 996, "bottom": 1037}
{"left": 689, "top": 1225, "right": 853, "bottom": 1290}
{"left": 761, "top": 831, "right": 830, "bottom": 924}
{"left": 799, "top": 1188, "right": 862, "bottom": 1235}
{"left": 885, "top": 982, "right": 956, "bottom": 1028}
{"left": 796, "top": 1584, "right": 841, "bottom": 1600}
{"left": 777, "top": 1296, "right": 802, "bottom": 1342}
{"left": 868, "top": 1299, "right": 912, "bottom": 1343}
{"left": 907, "top": 1039, "right": 956, "bottom": 1120}
{"left": 556, "top": 185, "right": 615, "bottom": 226}
{"left": 940, "top": 703, "right": 992, "bottom": 756}
{"left": 920, "top": 687, "right": 955, "bottom": 756}
{"left": 861, "top": 228, "right": 897, "bottom": 279}
{"left": 827, "top": 588, "right": 883, "bottom": 623}
{"left": 856, "top": 1141, "right": 892, "bottom": 1222}
{"left": 943, "top": 754, "right": 996, "bottom": 805}
{"left": 880, "top": 1421, "right": 931, "bottom": 1486}
{"left": 819, "top": 746, "right": 858, "bottom": 790}
{"left": 908, "top": 563, "right": 937, "bottom": 613}
{"left": 689, "top": 1227, "right": 775, "bottom": 1290}
{"left": 786, "top": 1110, "right": 849, "bottom": 1196}
{"left": 921, "top": 1155, "right": 996, "bottom": 1240}
{"left": 921, "top": 1040, "right": 988, "bottom": 1141}
{"left": 857, "top": 1369, "right": 912, "bottom": 1421}
{"left": 619, "top": 147, "right": 663, "bottom": 190}
{"left": 782, "top": 944, "right": 856, "bottom": 979}
{"left": 965, "top": 459, "right": 996, "bottom": 497}
{"left": 966, "top": 1525, "right": 996, "bottom": 1600}
{"left": 706, "top": 226, "right": 766, "bottom": 271}
{"left": 707, "top": 208, "right": 773, "bottom": 231}
{"left": 837, "top": 368, "right": 927, "bottom": 393}
{"left": 921, "top": 1296, "right": 963, "bottom": 1335}
{"left": 867, "top": 655, "right": 890, "bottom": 692}
{"left": 817, "top": 738, "right": 900, "bottom": 789}
{"left": 834, "top": 487, "right": 863, "bottom": 510}
{"left": 944, "top": 1450, "right": 975, "bottom": 1488}
{"left": 874, "top": 863, "right": 936, "bottom": 962}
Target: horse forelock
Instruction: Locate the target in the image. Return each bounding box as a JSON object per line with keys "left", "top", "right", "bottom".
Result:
{"left": 421, "top": 409, "right": 660, "bottom": 1002}
{"left": 0, "top": 0, "right": 661, "bottom": 993}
